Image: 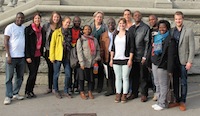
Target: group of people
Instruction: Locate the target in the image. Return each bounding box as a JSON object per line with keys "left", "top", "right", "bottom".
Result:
{"left": 3, "top": 9, "right": 195, "bottom": 112}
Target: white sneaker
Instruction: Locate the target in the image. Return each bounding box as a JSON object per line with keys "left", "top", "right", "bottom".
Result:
{"left": 13, "top": 94, "right": 24, "bottom": 100}
{"left": 152, "top": 104, "right": 159, "bottom": 108}
{"left": 4, "top": 97, "right": 11, "bottom": 105}
{"left": 154, "top": 105, "right": 164, "bottom": 111}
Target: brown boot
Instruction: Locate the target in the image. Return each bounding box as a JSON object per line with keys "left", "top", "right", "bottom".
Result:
{"left": 88, "top": 91, "right": 94, "bottom": 99}
{"left": 115, "top": 93, "right": 121, "bottom": 103}
{"left": 121, "top": 94, "right": 127, "bottom": 103}
{"left": 80, "top": 91, "right": 87, "bottom": 100}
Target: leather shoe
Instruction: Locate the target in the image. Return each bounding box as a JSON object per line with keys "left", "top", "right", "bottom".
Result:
{"left": 96, "top": 88, "right": 102, "bottom": 93}
{"left": 127, "top": 94, "right": 138, "bottom": 100}
{"left": 141, "top": 95, "right": 148, "bottom": 102}
{"left": 168, "top": 102, "right": 180, "bottom": 108}
{"left": 64, "top": 93, "right": 72, "bottom": 98}
{"left": 104, "top": 92, "right": 114, "bottom": 96}
{"left": 179, "top": 102, "right": 186, "bottom": 111}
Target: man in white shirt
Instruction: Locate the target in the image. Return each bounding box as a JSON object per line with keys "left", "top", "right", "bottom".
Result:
{"left": 4, "top": 12, "right": 25, "bottom": 105}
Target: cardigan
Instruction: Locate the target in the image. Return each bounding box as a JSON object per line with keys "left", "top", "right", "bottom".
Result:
{"left": 25, "top": 24, "right": 45, "bottom": 58}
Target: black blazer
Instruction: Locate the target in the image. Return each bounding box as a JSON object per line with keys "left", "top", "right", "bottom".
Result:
{"left": 111, "top": 30, "right": 134, "bottom": 57}
{"left": 146, "top": 35, "right": 176, "bottom": 73}
{"left": 25, "top": 24, "right": 45, "bottom": 58}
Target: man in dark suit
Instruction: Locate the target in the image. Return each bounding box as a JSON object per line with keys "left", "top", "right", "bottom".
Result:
{"left": 170, "top": 11, "right": 195, "bottom": 111}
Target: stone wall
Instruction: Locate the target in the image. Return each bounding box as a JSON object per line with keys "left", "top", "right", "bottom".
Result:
{"left": 0, "top": 13, "right": 200, "bottom": 73}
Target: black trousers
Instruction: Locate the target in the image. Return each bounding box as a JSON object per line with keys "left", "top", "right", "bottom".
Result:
{"left": 104, "top": 63, "right": 115, "bottom": 93}
{"left": 130, "top": 62, "right": 149, "bottom": 96}
{"left": 77, "top": 68, "right": 93, "bottom": 91}
{"left": 173, "top": 63, "right": 181, "bottom": 103}
{"left": 92, "top": 61, "right": 104, "bottom": 91}
{"left": 44, "top": 50, "right": 54, "bottom": 90}
{"left": 25, "top": 57, "right": 40, "bottom": 93}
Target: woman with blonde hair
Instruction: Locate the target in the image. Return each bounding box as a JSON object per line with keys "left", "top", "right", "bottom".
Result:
{"left": 90, "top": 11, "right": 107, "bottom": 93}
{"left": 49, "top": 16, "right": 72, "bottom": 99}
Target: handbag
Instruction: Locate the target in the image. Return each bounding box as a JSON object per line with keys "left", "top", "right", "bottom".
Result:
{"left": 70, "top": 47, "right": 79, "bottom": 68}
{"left": 167, "top": 74, "right": 175, "bottom": 104}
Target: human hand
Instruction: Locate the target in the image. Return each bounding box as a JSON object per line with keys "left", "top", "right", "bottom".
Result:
{"left": 7, "top": 56, "right": 12, "bottom": 64}
{"left": 185, "top": 62, "right": 192, "bottom": 70}
{"left": 127, "top": 59, "right": 132, "bottom": 67}
{"left": 80, "top": 66, "right": 85, "bottom": 70}
{"left": 26, "top": 58, "right": 32, "bottom": 63}
{"left": 109, "top": 60, "right": 113, "bottom": 67}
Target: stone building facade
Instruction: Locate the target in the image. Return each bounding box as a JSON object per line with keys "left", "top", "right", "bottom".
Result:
{"left": 0, "top": 0, "right": 200, "bottom": 73}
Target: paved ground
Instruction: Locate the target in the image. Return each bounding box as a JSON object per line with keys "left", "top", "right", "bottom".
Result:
{"left": 0, "top": 73, "right": 200, "bottom": 116}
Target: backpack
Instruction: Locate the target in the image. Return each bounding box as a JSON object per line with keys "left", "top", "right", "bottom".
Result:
{"left": 70, "top": 38, "right": 83, "bottom": 68}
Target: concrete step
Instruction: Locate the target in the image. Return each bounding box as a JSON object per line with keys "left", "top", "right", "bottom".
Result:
{"left": 0, "top": 1, "right": 26, "bottom": 13}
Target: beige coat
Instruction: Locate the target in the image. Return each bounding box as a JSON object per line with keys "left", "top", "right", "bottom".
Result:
{"left": 76, "top": 35, "right": 101, "bottom": 68}
{"left": 172, "top": 26, "right": 195, "bottom": 65}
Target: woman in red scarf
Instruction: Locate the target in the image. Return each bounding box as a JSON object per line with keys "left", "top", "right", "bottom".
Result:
{"left": 76, "top": 25, "right": 101, "bottom": 100}
{"left": 25, "top": 12, "right": 45, "bottom": 98}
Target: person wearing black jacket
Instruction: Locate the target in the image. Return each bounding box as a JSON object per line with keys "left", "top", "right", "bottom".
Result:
{"left": 110, "top": 18, "right": 134, "bottom": 103}
{"left": 147, "top": 20, "right": 176, "bottom": 111}
{"left": 25, "top": 12, "right": 45, "bottom": 98}
{"left": 128, "top": 11, "right": 150, "bottom": 102}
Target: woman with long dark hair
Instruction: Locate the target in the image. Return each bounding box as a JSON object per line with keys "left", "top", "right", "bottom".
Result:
{"left": 43, "top": 11, "right": 62, "bottom": 94}
{"left": 25, "top": 12, "right": 45, "bottom": 98}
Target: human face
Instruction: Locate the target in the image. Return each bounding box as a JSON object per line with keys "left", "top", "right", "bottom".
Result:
{"left": 149, "top": 15, "right": 157, "bottom": 27}
{"left": 52, "top": 13, "right": 60, "bottom": 24}
{"left": 73, "top": 17, "right": 81, "bottom": 28}
{"left": 118, "top": 20, "right": 126, "bottom": 31}
{"left": 83, "top": 26, "right": 92, "bottom": 36}
{"left": 123, "top": 11, "right": 132, "bottom": 21}
{"left": 94, "top": 13, "right": 103, "bottom": 24}
{"left": 159, "top": 23, "right": 168, "bottom": 34}
{"left": 33, "top": 15, "right": 41, "bottom": 26}
{"left": 133, "top": 12, "right": 142, "bottom": 23}
{"left": 15, "top": 14, "right": 25, "bottom": 26}
{"left": 107, "top": 19, "right": 116, "bottom": 32}
{"left": 174, "top": 14, "right": 183, "bottom": 27}
{"left": 62, "top": 18, "right": 71, "bottom": 29}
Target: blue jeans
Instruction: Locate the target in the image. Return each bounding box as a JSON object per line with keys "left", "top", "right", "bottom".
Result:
{"left": 5, "top": 58, "right": 25, "bottom": 98}
{"left": 180, "top": 65, "right": 187, "bottom": 103}
{"left": 53, "top": 59, "right": 71, "bottom": 93}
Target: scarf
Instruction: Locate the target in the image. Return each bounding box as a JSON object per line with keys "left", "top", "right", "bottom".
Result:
{"left": 84, "top": 35, "right": 96, "bottom": 55}
{"left": 62, "top": 28, "right": 72, "bottom": 60}
{"left": 153, "top": 31, "right": 169, "bottom": 55}
{"left": 31, "top": 23, "right": 42, "bottom": 50}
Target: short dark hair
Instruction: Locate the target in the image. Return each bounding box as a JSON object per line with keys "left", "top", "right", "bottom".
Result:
{"left": 174, "top": 11, "right": 184, "bottom": 19}
{"left": 158, "top": 20, "right": 171, "bottom": 30}
{"left": 16, "top": 12, "right": 24, "bottom": 17}
{"left": 107, "top": 17, "right": 116, "bottom": 25}
{"left": 83, "top": 25, "right": 92, "bottom": 31}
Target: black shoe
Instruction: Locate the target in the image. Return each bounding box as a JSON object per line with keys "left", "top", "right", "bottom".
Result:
{"left": 96, "top": 88, "right": 102, "bottom": 93}
{"left": 30, "top": 92, "right": 37, "bottom": 98}
{"left": 104, "top": 92, "right": 114, "bottom": 96}
{"left": 25, "top": 92, "right": 32, "bottom": 99}
{"left": 127, "top": 94, "right": 138, "bottom": 100}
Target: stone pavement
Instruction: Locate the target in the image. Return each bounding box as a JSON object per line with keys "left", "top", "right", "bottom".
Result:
{"left": 0, "top": 73, "right": 200, "bottom": 116}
